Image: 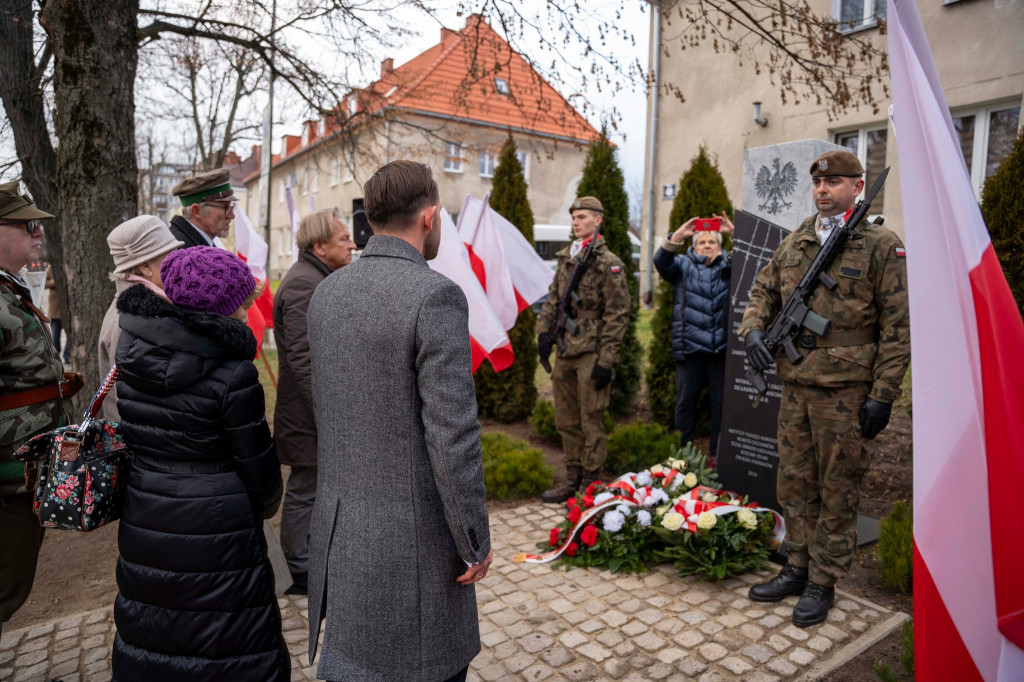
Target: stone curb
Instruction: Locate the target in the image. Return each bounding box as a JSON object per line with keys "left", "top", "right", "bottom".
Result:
{"left": 794, "top": 611, "right": 911, "bottom": 681}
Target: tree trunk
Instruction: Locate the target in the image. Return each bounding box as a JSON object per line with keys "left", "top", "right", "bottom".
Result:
{"left": 0, "top": 0, "right": 68, "bottom": 359}
{"left": 40, "top": 0, "right": 140, "bottom": 412}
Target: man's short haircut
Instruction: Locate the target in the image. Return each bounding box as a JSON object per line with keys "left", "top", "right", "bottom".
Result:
{"left": 297, "top": 207, "right": 343, "bottom": 252}
{"left": 362, "top": 160, "right": 439, "bottom": 232}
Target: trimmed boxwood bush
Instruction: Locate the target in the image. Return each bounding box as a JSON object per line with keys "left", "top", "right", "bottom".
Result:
{"left": 980, "top": 127, "right": 1024, "bottom": 319}
{"left": 605, "top": 421, "right": 679, "bottom": 475}
{"left": 480, "top": 432, "right": 553, "bottom": 500}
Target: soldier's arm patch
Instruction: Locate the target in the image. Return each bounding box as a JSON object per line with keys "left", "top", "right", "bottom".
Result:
{"left": 894, "top": 247, "right": 906, "bottom": 258}
{"left": 610, "top": 265, "right": 622, "bottom": 274}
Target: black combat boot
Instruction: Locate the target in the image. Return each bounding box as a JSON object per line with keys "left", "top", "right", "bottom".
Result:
{"left": 748, "top": 564, "right": 809, "bottom": 602}
{"left": 792, "top": 582, "right": 835, "bottom": 627}
{"left": 541, "top": 464, "right": 583, "bottom": 503}
{"left": 578, "top": 468, "right": 603, "bottom": 493}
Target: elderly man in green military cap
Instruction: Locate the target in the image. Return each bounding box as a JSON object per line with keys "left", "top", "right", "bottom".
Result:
{"left": 538, "top": 196, "right": 631, "bottom": 502}
{"left": 0, "top": 181, "right": 80, "bottom": 637}
{"left": 739, "top": 149, "right": 910, "bottom": 627}
{"left": 169, "top": 168, "right": 237, "bottom": 248}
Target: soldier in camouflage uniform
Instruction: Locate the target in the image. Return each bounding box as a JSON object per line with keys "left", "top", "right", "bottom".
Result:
{"left": 738, "top": 150, "right": 910, "bottom": 627}
{"left": 0, "top": 183, "right": 75, "bottom": 635}
{"left": 538, "top": 196, "right": 631, "bottom": 503}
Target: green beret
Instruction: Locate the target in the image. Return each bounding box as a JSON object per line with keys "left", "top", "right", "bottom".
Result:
{"left": 569, "top": 196, "right": 604, "bottom": 215}
{"left": 0, "top": 181, "right": 54, "bottom": 221}
{"left": 810, "top": 150, "right": 865, "bottom": 177}
{"left": 172, "top": 169, "right": 235, "bottom": 207}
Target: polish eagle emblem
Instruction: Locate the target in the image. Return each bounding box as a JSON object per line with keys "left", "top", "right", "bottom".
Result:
{"left": 754, "top": 158, "right": 798, "bottom": 215}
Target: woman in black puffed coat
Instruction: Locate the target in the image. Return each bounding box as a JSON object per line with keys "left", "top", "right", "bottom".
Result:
{"left": 111, "top": 246, "right": 288, "bottom": 682}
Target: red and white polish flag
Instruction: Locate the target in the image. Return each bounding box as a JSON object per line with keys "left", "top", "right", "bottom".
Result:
{"left": 284, "top": 184, "right": 303, "bottom": 265}
{"left": 457, "top": 195, "right": 555, "bottom": 325}
{"left": 888, "top": 0, "right": 1024, "bottom": 678}
{"left": 429, "top": 208, "right": 514, "bottom": 373}
{"left": 232, "top": 203, "right": 274, "bottom": 354}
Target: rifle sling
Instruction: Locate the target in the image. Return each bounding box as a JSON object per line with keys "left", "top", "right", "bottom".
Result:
{"left": 796, "top": 328, "right": 877, "bottom": 349}
{"left": 573, "top": 310, "right": 602, "bottom": 320}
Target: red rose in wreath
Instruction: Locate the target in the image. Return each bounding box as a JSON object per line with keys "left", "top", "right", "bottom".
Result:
{"left": 580, "top": 525, "right": 599, "bottom": 547}
{"left": 565, "top": 541, "right": 579, "bottom": 557}
{"left": 568, "top": 506, "right": 582, "bottom": 524}
{"left": 549, "top": 528, "right": 561, "bottom": 547}
{"left": 567, "top": 498, "right": 578, "bottom": 510}
{"left": 583, "top": 495, "right": 594, "bottom": 508}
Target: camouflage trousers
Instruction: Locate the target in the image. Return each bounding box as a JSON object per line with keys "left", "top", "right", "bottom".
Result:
{"left": 553, "top": 352, "right": 611, "bottom": 473}
{"left": 777, "top": 382, "right": 873, "bottom": 587}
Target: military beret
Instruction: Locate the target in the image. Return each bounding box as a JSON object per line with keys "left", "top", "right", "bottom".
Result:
{"left": 172, "top": 169, "right": 236, "bottom": 206}
{"left": 810, "top": 150, "right": 864, "bottom": 177}
{"left": 569, "top": 196, "right": 604, "bottom": 215}
{"left": 0, "top": 181, "right": 54, "bottom": 221}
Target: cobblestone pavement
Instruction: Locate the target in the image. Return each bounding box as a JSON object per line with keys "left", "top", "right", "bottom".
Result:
{"left": 0, "top": 502, "right": 907, "bottom": 682}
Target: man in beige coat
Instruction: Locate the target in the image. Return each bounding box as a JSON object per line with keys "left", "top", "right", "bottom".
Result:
{"left": 97, "top": 216, "right": 182, "bottom": 420}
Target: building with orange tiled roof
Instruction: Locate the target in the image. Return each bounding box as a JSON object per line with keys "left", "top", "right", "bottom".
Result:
{"left": 242, "top": 14, "right": 601, "bottom": 278}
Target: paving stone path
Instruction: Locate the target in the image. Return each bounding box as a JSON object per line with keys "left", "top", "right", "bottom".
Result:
{"left": 0, "top": 502, "right": 907, "bottom": 682}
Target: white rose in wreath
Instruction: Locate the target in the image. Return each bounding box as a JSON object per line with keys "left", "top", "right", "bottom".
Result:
{"left": 736, "top": 508, "right": 758, "bottom": 530}
{"left": 668, "top": 457, "right": 687, "bottom": 471}
{"left": 701, "top": 492, "right": 719, "bottom": 503}
{"left": 650, "top": 464, "right": 665, "bottom": 475}
{"left": 637, "top": 510, "right": 652, "bottom": 527}
{"left": 616, "top": 504, "right": 632, "bottom": 517}
{"left": 661, "top": 512, "right": 685, "bottom": 531}
{"left": 635, "top": 471, "right": 652, "bottom": 487}
{"left": 594, "top": 492, "right": 615, "bottom": 506}
{"left": 603, "top": 510, "right": 626, "bottom": 533}
{"left": 697, "top": 511, "right": 718, "bottom": 530}
{"left": 683, "top": 472, "right": 698, "bottom": 489}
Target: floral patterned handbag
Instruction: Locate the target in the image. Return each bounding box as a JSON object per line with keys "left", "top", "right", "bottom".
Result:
{"left": 13, "top": 366, "right": 130, "bottom": 531}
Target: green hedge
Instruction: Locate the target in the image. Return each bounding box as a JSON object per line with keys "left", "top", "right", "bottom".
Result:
{"left": 605, "top": 422, "right": 679, "bottom": 475}
{"left": 876, "top": 500, "right": 913, "bottom": 593}
{"left": 480, "top": 432, "right": 553, "bottom": 500}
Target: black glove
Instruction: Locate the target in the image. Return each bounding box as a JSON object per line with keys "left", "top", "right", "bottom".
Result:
{"left": 744, "top": 330, "right": 774, "bottom": 373}
{"left": 859, "top": 398, "right": 892, "bottom": 439}
{"left": 591, "top": 364, "right": 613, "bottom": 391}
{"left": 538, "top": 332, "right": 553, "bottom": 361}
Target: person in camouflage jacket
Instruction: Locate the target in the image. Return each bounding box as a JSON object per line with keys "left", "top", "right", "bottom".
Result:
{"left": 738, "top": 150, "right": 910, "bottom": 627}
{"left": 0, "top": 182, "right": 74, "bottom": 634}
{"left": 537, "top": 196, "right": 631, "bottom": 502}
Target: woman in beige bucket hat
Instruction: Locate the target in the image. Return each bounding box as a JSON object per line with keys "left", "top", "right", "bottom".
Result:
{"left": 97, "top": 216, "right": 183, "bottom": 421}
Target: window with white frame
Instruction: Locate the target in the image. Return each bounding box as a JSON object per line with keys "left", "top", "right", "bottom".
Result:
{"left": 279, "top": 178, "right": 285, "bottom": 203}
{"left": 444, "top": 142, "right": 463, "bottom": 173}
{"left": 302, "top": 169, "right": 310, "bottom": 195}
{"left": 331, "top": 156, "right": 341, "bottom": 186}
{"left": 479, "top": 150, "right": 497, "bottom": 177}
{"left": 834, "top": 125, "right": 888, "bottom": 208}
{"left": 310, "top": 167, "right": 319, "bottom": 193}
{"left": 494, "top": 77, "right": 510, "bottom": 95}
{"left": 951, "top": 101, "right": 1021, "bottom": 199}
{"left": 344, "top": 150, "right": 354, "bottom": 183}
{"left": 831, "top": 0, "right": 885, "bottom": 33}
{"left": 516, "top": 150, "right": 529, "bottom": 181}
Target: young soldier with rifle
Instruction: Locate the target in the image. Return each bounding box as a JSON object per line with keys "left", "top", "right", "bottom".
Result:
{"left": 738, "top": 150, "right": 910, "bottom": 627}
{"left": 538, "top": 196, "right": 630, "bottom": 503}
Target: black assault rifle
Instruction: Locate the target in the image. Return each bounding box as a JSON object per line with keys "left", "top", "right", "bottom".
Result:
{"left": 745, "top": 167, "right": 890, "bottom": 396}
{"left": 539, "top": 226, "right": 602, "bottom": 373}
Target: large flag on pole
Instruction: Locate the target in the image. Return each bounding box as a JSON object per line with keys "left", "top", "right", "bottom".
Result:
{"left": 458, "top": 194, "right": 554, "bottom": 314}
{"left": 458, "top": 194, "right": 519, "bottom": 330}
{"left": 284, "top": 185, "right": 302, "bottom": 265}
{"left": 235, "top": 203, "right": 275, "bottom": 329}
{"left": 887, "top": 1, "right": 1024, "bottom": 679}
{"left": 429, "top": 208, "right": 514, "bottom": 373}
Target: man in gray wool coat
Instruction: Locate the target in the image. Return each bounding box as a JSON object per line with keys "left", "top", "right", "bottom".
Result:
{"left": 306, "top": 160, "right": 493, "bottom": 682}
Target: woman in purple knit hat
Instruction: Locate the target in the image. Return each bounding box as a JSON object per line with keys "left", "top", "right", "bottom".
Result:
{"left": 110, "top": 246, "right": 288, "bottom": 681}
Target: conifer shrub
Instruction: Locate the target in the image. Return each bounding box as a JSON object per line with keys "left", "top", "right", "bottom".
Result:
{"left": 648, "top": 146, "right": 735, "bottom": 431}
{"left": 480, "top": 432, "right": 553, "bottom": 499}
{"left": 576, "top": 127, "right": 641, "bottom": 416}
{"left": 605, "top": 422, "right": 679, "bottom": 474}
{"left": 474, "top": 134, "right": 539, "bottom": 422}
{"left": 530, "top": 399, "right": 561, "bottom": 445}
{"left": 980, "top": 128, "right": 1024, "bottom": 319}
{"left": 876, "top": 500, "right": 913, "bottom": 592}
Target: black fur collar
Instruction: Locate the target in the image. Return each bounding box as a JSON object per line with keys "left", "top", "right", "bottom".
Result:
{"left": 117, "top": 284, "right": 256, "bottom": 360}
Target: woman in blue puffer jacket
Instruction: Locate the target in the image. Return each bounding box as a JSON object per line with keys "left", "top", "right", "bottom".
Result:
{"left": 653, "top": 214, "right": 733, "bottom": 462}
